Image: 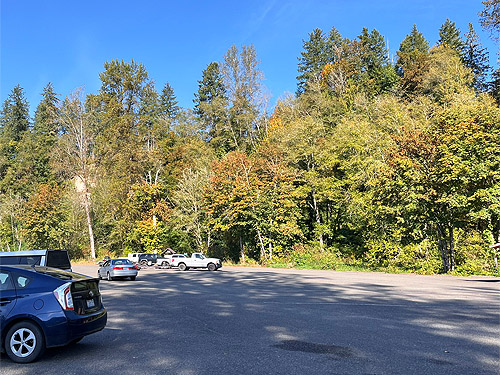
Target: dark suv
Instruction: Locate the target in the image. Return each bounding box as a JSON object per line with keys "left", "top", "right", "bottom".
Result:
{"left": 138, "top": 253, "right": 157, "bottom": 266}
{"left": 0, "top": 265, "right": 107, "bottom": 363}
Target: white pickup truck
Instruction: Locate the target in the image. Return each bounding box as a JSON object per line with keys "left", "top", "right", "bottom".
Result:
{"left": 171, "top": 253, "right": 222, "bottom": 271}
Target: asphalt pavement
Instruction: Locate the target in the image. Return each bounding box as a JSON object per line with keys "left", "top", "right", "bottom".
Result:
{"left": 1, "top": 265, "right": 499, "bottom": 375}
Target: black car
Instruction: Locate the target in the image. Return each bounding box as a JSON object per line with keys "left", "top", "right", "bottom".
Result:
{"left": 138, "top": 253, "right": 157, "bottom": 266}
{"left": 0, "top": 265, "right": 107, "bottom": 363}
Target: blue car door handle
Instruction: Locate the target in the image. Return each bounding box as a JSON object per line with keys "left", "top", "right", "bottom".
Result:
{"left": 0, "top": 298, "right": 13, "bottom": 306}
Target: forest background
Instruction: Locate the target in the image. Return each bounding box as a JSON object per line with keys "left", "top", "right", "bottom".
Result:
{"left": 1, "top": 2, "right": 499, "bottom": 275}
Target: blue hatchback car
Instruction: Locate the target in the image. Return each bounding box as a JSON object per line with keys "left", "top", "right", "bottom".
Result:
{"left": 0, "top": 265, "right": 107, "bottom": 363}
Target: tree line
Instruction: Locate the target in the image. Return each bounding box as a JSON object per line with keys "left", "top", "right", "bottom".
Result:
{"left": 1, "top": 13, "right": 499, "bottom": 275}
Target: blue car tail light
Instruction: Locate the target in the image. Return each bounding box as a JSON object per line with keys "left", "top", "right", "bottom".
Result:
{"left": 53, "top": 282, "right": 74, "bottom": 311}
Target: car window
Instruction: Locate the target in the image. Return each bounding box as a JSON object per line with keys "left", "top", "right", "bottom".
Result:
{"left": 103, "top": 261, "right": 110, "bottom": 267}
{"left": 0, "top": 271, "right": 15, "bottom": 291}
{"left": 15, "top": 274, "right": 32, "bottom": 288}
{"left": 0, "top": 256, "right": 21, "bottom": 265}
{"left": 113, "top": 259, "right": 132, "bottom": 265}
{"left": 46, "top": 250, "right": 71, "bottom": 270}
{"left": 19, "top": 256, "right": 42, "bottom": 265}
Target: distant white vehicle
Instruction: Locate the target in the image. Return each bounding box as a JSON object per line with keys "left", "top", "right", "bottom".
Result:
{"left": 156, "top": 254, "right": 185, "bottom": 268}
{"left": 176, "top": 253, "right": 222, "bottom": 271}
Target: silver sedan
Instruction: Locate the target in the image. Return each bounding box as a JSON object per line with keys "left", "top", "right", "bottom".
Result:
{"left": 98, "top": 259, "right": 138, "bottom": 281}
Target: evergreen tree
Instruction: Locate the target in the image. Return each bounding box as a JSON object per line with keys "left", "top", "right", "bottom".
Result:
{"left": 297, "top": 28, "right": 330, "bottom": 95}
{"left": 463, "top": 23, "right": 490, "bottom": 92}
{"left": 33, "top": 83, "right": 59, "bottom": 136}
{"left": 396, "top": 25, "right": 431, "bottom": 90}
{"left": 0, "top": 85, "right": 30, "bottom": 192}
{"left": 193, "top": 62, "right": 229, "bottom": 153}
{"left": 358, "top": 28, "right": 398, "bottom": 95}
{"left": 27, "top": 83, "right": 60, "bottom": 184}
{"left": 438, "top": 18, "right": 464, "bottom": 54}
{"left": 327, "top": 26, "right": 343, "bottom": 60}
{"left": 159, "top": 82, "right": 179, "bottom": 120}
{"left": 399, "top": 24, "right": 429, "bottom": 54}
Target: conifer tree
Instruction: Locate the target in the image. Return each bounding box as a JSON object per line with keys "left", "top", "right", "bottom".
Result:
{"left": 327, "top": 26, "right": 343, "bottom": 60}
{"left": 159, "top": 82, "right": 179, "bottom": 120}
{"left": 399, "top": 24, "right": 429, "bottom": 54}
{"left": 193, "top": 62, "right": 229, "bottom": 152}
{"left": 438, "top": 19, "right": 464, "bottom": 54}
{"left": 463, "top": 23, "right": 490, "bottom": 92}
{"left": 396, "top": 25, "right": 431, "bottom": 90}
{"left": 8, "top": 83, "right": 61, "bottom": 196}
{"left": 358, "top": 28, "right": 398, "bottom": 95}
{"left": 0, "top": 85, "right": 30, "bottom": 192}
{"left": 297, "top": 28, "right": 330, "bottom": 95}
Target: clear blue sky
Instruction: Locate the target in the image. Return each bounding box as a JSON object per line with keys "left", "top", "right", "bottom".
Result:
{"left": 1, "top": 0, "right": 497, "bottom": 115}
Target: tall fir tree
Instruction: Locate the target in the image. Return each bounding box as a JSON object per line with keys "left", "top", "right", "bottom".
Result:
{"left": 0, "top": 85, "right": 30, "bottom": 193}
{"left": 396, "top": 25, "right": 430, "bottom": 89}
{"left": 399, "top": 24, "right": 429, "bottom": 54}
{"left": 159, "top": 82, "right": 179, "bottom": 120}
{"left": 297, "top": 28, "right": 330, "bottom": 95}
{"left": 193, "top": 62, "right": 229, "bottom": 153}
{"left": 327, "top": 26, "right": 344, "bottom": 60}
{"left": 3, "top": 83, "right": 61, "bottom": 198}
{"left": 463, "top": 23, "right": 490, "bottom": 92}
{"left": 438, "top": 18, "right": 464, "bottom": 54}
{"left": 358, "top": 28, "right": 398, "bottom": 95}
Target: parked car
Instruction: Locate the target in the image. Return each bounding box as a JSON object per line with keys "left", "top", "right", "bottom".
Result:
{"left": 137, "top": 253, "right": 157, "bottom": 266}
{"left": 0, "top": 265, "right": 107, "bottom": 363}
{"left": 176, "top": 253, "right": 222, "bottom": 271}
{"left": 98, "top": 259, "right": 139, "bottom": 281}
{"left": 0, "top": 249, "right": 72, "bottom": 271}
{"left": 167, "top": 254, "right": 187, "bottom": 268}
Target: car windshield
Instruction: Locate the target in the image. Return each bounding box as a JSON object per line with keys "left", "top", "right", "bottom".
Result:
{"left": 112, "top": 259, "right": 133, "bottom": 265}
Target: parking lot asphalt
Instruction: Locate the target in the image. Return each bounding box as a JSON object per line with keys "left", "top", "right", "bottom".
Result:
{"left": 1, "top": 265, "right": 499, "bottom": 375}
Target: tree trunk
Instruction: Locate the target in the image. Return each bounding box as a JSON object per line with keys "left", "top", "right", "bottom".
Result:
{"left": 437, "top": 225, "right": 449, "bottom": 272}
{"left": 240, "top": 235, "right": 245, "bottom": 263}
{"left": 448, "top": 224, "right": 455, "bottom": 272}
{"left": 82, "top": 181, "right": 96, "bottom": 259}
{"left": 257, "top": 229, "right": 267, "bottom": 261}
{"left": 311, "top": 190, "right": 324, "bottom": 249}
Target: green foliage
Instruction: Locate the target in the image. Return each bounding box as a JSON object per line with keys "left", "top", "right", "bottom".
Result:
{"left": 21, "top": 184, "right": 68, "bottom": 250}
{"left": 1, "top": 23, "right": 498, "bottom": 275}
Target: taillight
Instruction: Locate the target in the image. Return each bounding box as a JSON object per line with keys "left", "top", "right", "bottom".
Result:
{"left": 113, "top": 266, "right": 123, "bottom": 270}
{"left": 130, "top": 266, "right": 138, "bottom": 270}
{"left": 53, "top": 282, "right": 74, "bottom": 311}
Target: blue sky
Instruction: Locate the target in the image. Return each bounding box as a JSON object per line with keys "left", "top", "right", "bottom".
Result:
{"left": 1, "top": 0, "right": 497, "bottom": 115}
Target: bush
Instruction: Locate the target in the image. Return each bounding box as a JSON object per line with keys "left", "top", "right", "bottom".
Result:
{"left": 452, "top": 231, "right": 497, "bottom": 276}
{"left": 364, "top": 239, "right": 441, "bottom": 274}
